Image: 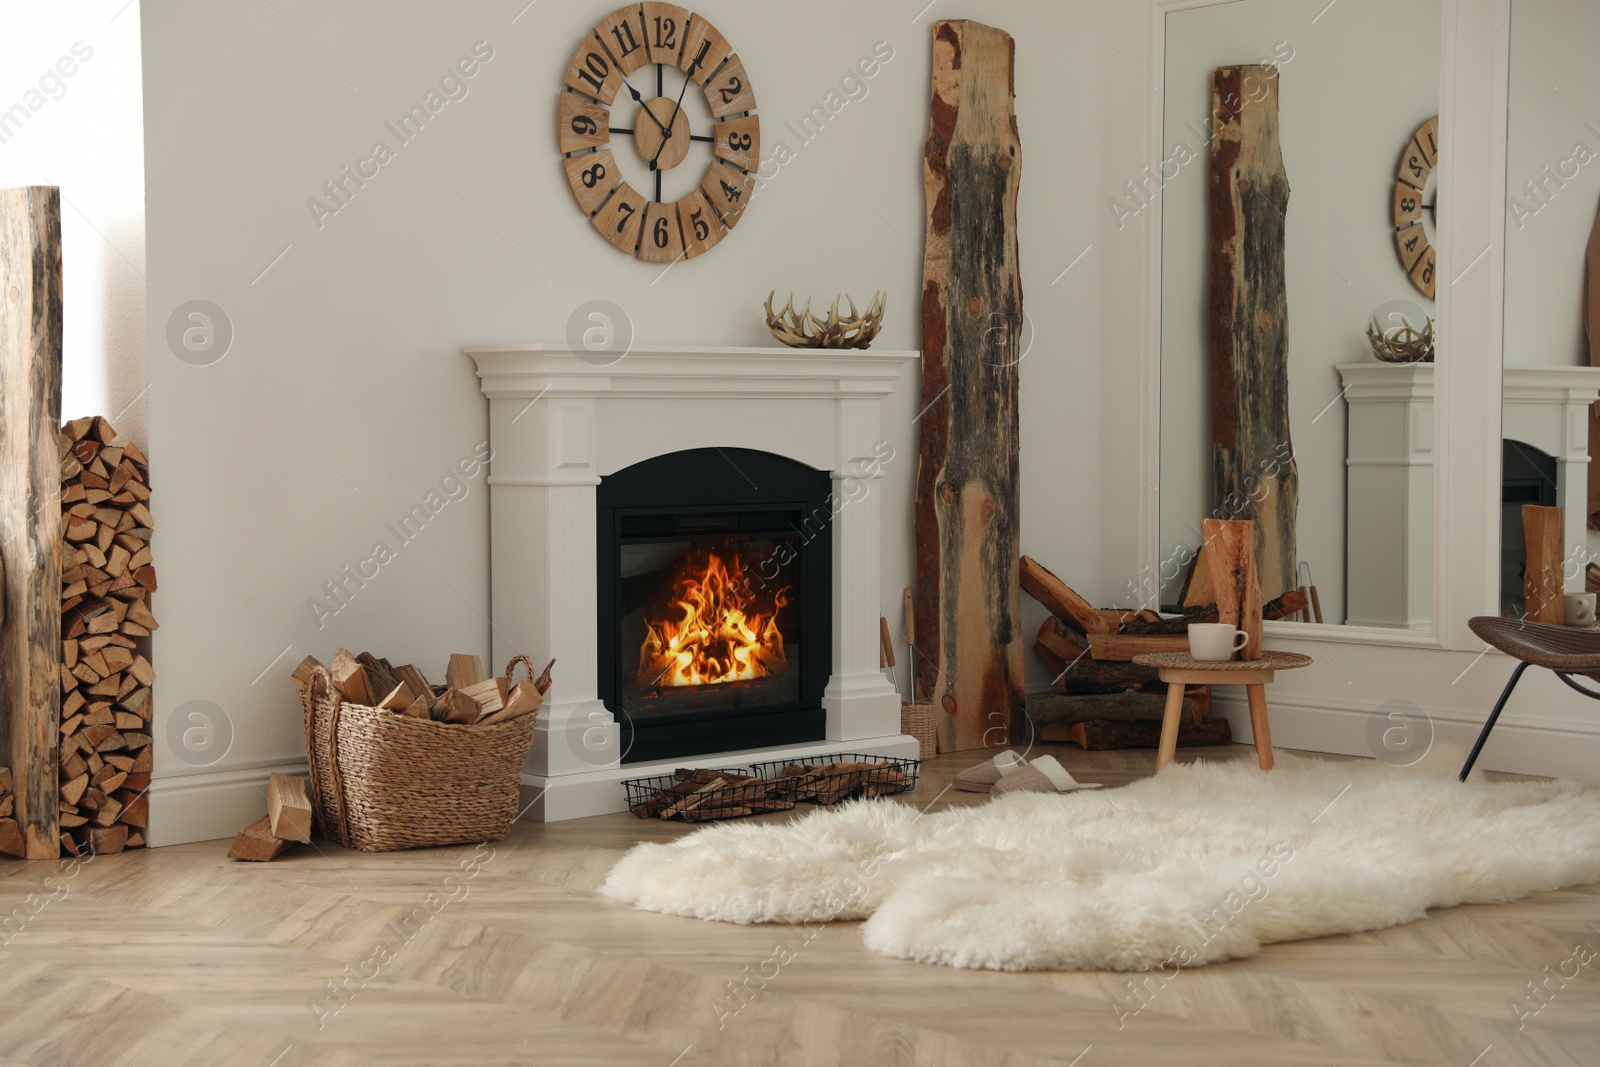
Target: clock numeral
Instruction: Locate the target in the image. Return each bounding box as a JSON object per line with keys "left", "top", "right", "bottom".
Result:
{"left": 577, "top": 51, "right": 611, "bottom": 94}
{"left": 1421, "top": 262, "right": 1434, "bottom": 285}
{"left": 727, "top": 132, "right": 752, "bottom": 152}
{"left": 718, "top": 76, "right": 744, "bottom": 105}
{"left": 690, "top": 208, "right": 710, "bottom": 242}
{"left": 1399, "top": 195, "right": 1417, "bottom": 213}
{"left": 571, "top": 114, "right": 599, "bottom": 137}
{"left": 1407, "top": 155, "right": 1424, "bottom": 180}
{"left": 653, "top": 216, "right": 671, "bottom": 248}
{"left": 616, "top": 201, "right": 636, "bottom": 234}
{"left": 1403, "top": 233, "right": 1420, "bottom": 253}
{"left": 609, "top": 22, "right": 641, "bottom": 56}
{"left": 687, "top": 40, "right": 711, "bottom": 75}
{"left": 653, "top": 16, "right": 677, "bottom": 50}
{"left": 582, "top": 162, "right": 608, "bottom": 188}
{"left": 720, "top": 179, "right": 743, "bottom": 203}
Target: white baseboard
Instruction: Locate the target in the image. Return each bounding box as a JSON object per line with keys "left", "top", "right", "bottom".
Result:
{"left": 146, "top": 762, "right": 310, "bottom": 847}
{"left": 1210, "top": 690, "right": 1600, "bottom": 782}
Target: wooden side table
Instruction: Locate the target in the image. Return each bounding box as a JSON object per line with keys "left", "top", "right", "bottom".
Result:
{"left": 1131, "top": 650, "right": 1313, "bottom": 771}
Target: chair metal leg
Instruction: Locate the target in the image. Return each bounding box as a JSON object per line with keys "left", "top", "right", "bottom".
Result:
{"left": 1459, "top": 660, "right": 1531, "bottom": 781}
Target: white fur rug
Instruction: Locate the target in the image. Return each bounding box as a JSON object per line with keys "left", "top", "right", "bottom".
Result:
{"left": 600, "top": 753, "right": 1600, "bottom": 971}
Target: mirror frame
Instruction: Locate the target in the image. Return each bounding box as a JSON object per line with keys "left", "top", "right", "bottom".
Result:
{"left": 1134, "top": 0, "right": 1509, "bottom": 653}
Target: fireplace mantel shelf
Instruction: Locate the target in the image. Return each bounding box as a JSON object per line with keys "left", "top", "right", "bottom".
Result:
{"left": 467, "top": 344, "right": 920, "bottom": 400}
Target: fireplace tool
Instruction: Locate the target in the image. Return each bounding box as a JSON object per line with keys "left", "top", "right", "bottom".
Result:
{"left": 879, "top": 616, "right": 899, "bottom": 695}
{"left": 1297, "top": 561, "right": 1324, "bottom": 624}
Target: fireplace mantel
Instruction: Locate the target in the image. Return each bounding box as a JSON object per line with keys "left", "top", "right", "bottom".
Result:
{"left": 466, "top": 343, "right": 922, "bottom": 820}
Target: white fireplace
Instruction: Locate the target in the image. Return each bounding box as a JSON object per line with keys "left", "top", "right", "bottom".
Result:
{"left": 467, "top": 344, "right": 923, "bottom": 821}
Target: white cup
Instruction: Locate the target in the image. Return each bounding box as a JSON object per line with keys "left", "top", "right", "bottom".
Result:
{"left": 1564, "top": 592, "right": 1596, "bottom": 627}
{"left": 1189, "top": 623, "right": 1249, "bottom": 662}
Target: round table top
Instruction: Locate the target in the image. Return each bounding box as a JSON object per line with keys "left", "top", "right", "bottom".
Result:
{"left": 1132, "top": 650, "right": 1313, "bottom": 672}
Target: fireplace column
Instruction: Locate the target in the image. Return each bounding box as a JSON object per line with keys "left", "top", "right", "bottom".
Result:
{"left": 486, "top": 395, "right": 622, "bottom": 777}
{"left": 823, "top": 398, "right": 903, "bottom": 740}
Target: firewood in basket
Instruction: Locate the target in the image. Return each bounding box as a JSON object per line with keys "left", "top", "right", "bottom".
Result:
{"left": 431, "top": 688, "right": 480, "bottom": 725}
{"left": 377, "top": 682, "right": 417, "bottom": 711}
{"left": 446, "top": 653, "right": 485, "bottom": 690}
{"left": 401, "top": 693, "right": 433, "bottom": 718}
{"left": 356, "top": 652, "right": 400, "bottom": 698}
{"left": 661, "top": 777, "right": 726, "bottom": 819}
{"left": 462, "top": 677, "right": 509, "bottom": 717}
{"left": 393, "top": 664, "right": 432, "bottom": 700}
{"left": 534, "top": 658, "right": 555, "bottom": 695}
{"left": 330, "top": 649, "right": 374, "bottom": 704}
{"left": 266, "top": 772, "right": 312, "bottom": 843}
{"left": 228, "top": 815, "right": 289, "bottom": 861}
{"left": 476, "top": 679, "right": 541, "bottom": 726}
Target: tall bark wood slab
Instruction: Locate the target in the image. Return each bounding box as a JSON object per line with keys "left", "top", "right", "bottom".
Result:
{"left": 1209, "top": 66, "right": 1297, "bottom": 601}
{"left": 914, "top": 20, "right": 1025, "bottom": 753}
{"left": 0, "top": 187, "right": 63, "bottom": 858}
{"left": 1521, "top": 505, "right": 1563, "bottom": 625}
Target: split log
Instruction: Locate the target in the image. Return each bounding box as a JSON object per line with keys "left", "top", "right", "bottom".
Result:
{"left": 1118, "top": 604, "right": 1219, "bottom": 635}
{"left": 1522, "top": 505, "right": 1563, "bottom": 625}
{"left": 1025, "top": 690, "right": 1190, "bottom": 726}
{"left": 1, "top": 186, "right": 64, "bottom": 858}
{"left": 1018, "top": 556, "right": 1107, "bottom": 635}
{"left": 266, "top": 772, "right": 312, "bottom": 844}
{"left": 1087, "top": 633, "right": 1188, "bottom": 661}
{"left": 446, "top": 653, "right": 485, "bottom": 690}
{"left": 1201, "top": 518, "right": 1263, "bottom": 659}
{"left": 915, "top": 20, "right": 1025, "bottom": 752}
{"left": 57, "top": 415, "right": 155, "bottom": 857}
{"left": 1262, "top": 589, "right": 1308, "bottom": 622}
{"left": 1044, "top": 717, "right": 1232, "bottom": 750}
{"left": 431, "top": 688, "right": 479, "bottom": 725}
{"left": 1210, "top": 66, "right": 1298, "bottom": 601}
{"left": 0, "top": 765, "right": 21, "bottom": 856}
{"left": 1058, "top": 659, "right": 1165, "bottom": 696}
{"left": 228, "top": 815, "right": 289, "bottom": 862}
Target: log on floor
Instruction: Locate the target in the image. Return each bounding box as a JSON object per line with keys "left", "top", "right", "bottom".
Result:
{"left": 1043, "top": 717, "right": 1233, "bottom": 750}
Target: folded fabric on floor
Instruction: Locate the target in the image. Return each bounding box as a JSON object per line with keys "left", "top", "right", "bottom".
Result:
{"left": 600, "top": 754, "right": 1600, "bottom": 971}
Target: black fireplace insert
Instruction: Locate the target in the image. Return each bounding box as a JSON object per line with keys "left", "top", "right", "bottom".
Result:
{"left": 596, "top": 448, "right": 832, "bottom": 764}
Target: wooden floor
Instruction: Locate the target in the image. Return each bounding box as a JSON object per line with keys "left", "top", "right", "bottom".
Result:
{"left": 1, "top": 742, "right": 1596, "bottom": 1066}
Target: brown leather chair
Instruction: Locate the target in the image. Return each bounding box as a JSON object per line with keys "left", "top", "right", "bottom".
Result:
{"left": 1460, "top": 616, "right": 1600, "bottom": 780}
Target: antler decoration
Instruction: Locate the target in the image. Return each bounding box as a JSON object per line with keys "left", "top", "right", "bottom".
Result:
{"left": 1365, "top": 314, "right": 1434, "bottom": 364}
{"left": 764, "top": 291, "right": 887, "bottom": 349}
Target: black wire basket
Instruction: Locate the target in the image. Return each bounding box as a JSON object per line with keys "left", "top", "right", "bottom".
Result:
{"left": 746, "top": 751, "right": 920, "bottom": 806}
{"left": 621, "top": 766, "right": 798, "bottom": 823}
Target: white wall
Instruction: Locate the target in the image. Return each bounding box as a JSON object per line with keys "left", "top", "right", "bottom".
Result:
{"left": 140, "top": 0, "right": 1123, "bottom": 841}
{"left": 0, "top": 0, "right": 147, "bottom": 447}
{"left": 1503, "top": 0, "right": 1600, "bottom": 370}
{"left": 1155, "top": 0, "right": 1441, "bottom": 620}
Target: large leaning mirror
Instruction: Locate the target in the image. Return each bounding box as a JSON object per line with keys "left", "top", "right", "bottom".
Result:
{"left": 1157, "top": 0, "right": 1442, "bottom": 630}
{"left": 1499, "top": 0, "right": 1600, "bottom": 622}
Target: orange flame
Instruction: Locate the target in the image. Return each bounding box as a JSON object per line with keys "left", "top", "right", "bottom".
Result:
{"left": 638, "top": 548, "right": 789, "bottom": 688}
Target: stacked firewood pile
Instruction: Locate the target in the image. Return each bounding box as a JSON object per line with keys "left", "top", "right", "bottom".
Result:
{"left": 1019, "top": 555, "right": 1304, "bottom": 750}
{"left": 291, "top": 649, "right": 551, "bottom": 726}
{"left": 0, "top": 768, "right": 19, "bottom": 857}
{"left": 58, "top": 416, "right": 156, "bottom": 856}
{"left": 774, "top": 759, "right": 913, "bottom": 805}
{"left": 628, "top": 768, "right": 796, "bottom": 822}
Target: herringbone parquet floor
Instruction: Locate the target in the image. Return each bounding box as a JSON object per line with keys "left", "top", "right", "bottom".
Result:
{"left": 0, "top": 743, "right": 1595, "bottom": 1066}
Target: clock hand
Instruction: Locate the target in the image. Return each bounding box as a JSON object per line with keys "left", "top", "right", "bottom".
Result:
{"left": 648, "top": 57, "right": 701, "bottom": 172}
{"left": 621, "top": 78, "right": 673, "bottom": 137}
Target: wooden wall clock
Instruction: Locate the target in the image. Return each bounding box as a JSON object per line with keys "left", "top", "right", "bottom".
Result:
{"left": 1392, "top": 115, "right": 1438, "bottom": 300}
{"left": 559, "top": 5, "right": 759, "bottom": 263}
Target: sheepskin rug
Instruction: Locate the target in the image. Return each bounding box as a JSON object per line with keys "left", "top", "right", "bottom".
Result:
{"left": 600, "top": 753, "right": 1600, "bottom": 971}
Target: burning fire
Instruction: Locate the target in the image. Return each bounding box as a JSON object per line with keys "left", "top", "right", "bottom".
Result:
{"left": 638, "top": 547, "right": 789, "bottom": 688}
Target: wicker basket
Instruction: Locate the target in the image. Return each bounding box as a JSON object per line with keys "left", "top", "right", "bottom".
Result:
{"left": 901, "top": 702, "right": 939, "bottom": 761}
{"left": 300, "top": 659, "right": 538, "bottom": 852}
